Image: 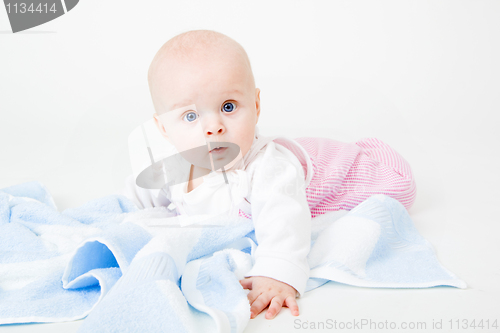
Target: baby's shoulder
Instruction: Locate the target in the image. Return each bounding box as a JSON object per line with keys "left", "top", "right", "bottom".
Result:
{"left": 245, "top": 140, "right": 304, "bottom": 177}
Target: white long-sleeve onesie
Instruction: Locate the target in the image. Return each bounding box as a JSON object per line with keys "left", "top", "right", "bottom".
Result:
{"left": 122, "top": 134, "right": 312, "bottom": 296}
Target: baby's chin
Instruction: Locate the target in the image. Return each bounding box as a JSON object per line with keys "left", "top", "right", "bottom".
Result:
{"left": 219, "top": 154, "right": 244, "bottom": 171}
{"left": 210, "top": 150, "right": 245, "bottom": 172}
{"left": 211, "top": 146, "right": 244, "bottom": 172}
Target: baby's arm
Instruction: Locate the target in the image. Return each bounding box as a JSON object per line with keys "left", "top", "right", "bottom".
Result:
{"left": 240, "top": 142, "right": 311, "bottom": 319}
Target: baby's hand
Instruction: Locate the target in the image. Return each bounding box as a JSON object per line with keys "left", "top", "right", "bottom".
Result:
{"left": 239, "top": 276, "right": 299, "bottom": 320}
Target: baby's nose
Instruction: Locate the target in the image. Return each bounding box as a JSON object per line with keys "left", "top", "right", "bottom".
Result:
{"left": 202, "top": 112, "right": 226, "bottom": 136}
{"left": 205, "top": 121, "right": 225, "bottom": 136}
{"left": 206, "top": 127, "right": 224, "bottom": 135}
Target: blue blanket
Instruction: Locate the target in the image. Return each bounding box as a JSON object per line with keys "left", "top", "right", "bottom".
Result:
{"left": 0, "top": 181, "right": 466, "bottom": 333}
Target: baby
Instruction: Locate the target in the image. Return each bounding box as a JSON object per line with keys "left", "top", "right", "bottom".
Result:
{"left": 124, "top": 29, "right": 416, "bottom": 320}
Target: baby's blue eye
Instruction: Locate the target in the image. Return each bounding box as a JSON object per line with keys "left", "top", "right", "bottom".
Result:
{"left": 183, "top": 112, "right": 197, "bottom": 122}
{"left": 222, "top": 102, "right": 235, "bottom": 113}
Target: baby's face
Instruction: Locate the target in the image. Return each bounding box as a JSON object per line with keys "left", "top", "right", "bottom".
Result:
{"left": 152, "top": 49, "right": 260, "bottom": 172}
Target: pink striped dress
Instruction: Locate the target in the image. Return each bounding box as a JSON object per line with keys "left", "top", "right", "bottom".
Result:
{"left": 273, "top": 137, "right": 416, "bottom": 218}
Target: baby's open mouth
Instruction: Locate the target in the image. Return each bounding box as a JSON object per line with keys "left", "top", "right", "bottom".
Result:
{"left": 209, "top": 146, "right": 228, "bottom": 153}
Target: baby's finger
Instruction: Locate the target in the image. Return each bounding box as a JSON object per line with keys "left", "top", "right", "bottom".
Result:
{"left": 265, "top": 296, "right": 284, "bottom": 320}
{"left": 246, "top": 289, "right": 263, "bottom": 304}
{"left": 284, "top": 295, "right": 300, "bottom": 316}
{"left": 250, "top": 293, "right": 272, "bottom": 319}
{"left": 239, "top": 278, "right": 253, "bottom": 290}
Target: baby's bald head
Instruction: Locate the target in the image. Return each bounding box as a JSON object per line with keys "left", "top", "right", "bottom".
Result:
{"left": 148, "top": 30, "right": 256, "bottom": 115}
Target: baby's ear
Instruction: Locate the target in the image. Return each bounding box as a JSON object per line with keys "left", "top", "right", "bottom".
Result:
{"left": 255, "top": 88, "right": 261, "bottom": 121}
{"left": 153, "top": 113, "right": 169, "bottom": 140}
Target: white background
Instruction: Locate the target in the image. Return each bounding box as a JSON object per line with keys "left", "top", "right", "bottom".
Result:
{"left": 1, "top": 1, "right": 499, "bottom": 332}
